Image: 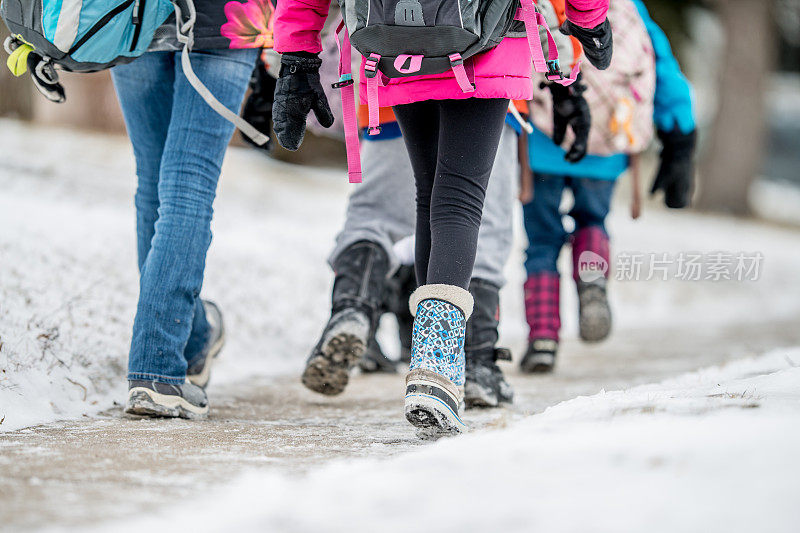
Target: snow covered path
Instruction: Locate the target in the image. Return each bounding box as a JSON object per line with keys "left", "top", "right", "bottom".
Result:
{"left": 1, "top": 121, "right": 800, "bottom": 530}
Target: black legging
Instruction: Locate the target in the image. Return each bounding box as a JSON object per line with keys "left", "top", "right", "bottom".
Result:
{"left": 393, "top": 98, "right": 510, "bottom": 289}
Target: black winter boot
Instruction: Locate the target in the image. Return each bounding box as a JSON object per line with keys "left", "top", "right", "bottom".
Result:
{"left": 303, "top": 241, "right": 390, "bottom": 395}
{"left": 464, "top": 279, "right": 514, "bottom": 408}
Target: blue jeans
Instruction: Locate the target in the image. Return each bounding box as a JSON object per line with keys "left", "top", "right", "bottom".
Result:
{"left": 522, "top": 173, "right": 616, "bottom": 275}
{"left": 112, "top": 48, "right": 258, "bottom": 384}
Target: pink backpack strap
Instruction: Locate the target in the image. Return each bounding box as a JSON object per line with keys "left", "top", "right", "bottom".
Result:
{"left": 333, "top": 21, "right": 362, "bottom": 184}
{"left": 363, "top": 53, "right": 383, "bottom": 136}
{"left": 518, "top": 0, "right": 581, "bottom": 86}
{"left": 449, "top": 53, "right": 476, "bottom": 93}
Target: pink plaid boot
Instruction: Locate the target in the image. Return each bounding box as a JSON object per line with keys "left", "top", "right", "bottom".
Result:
{"left": 520, "top": 272, "right": 561, "bottom": 373}
{"left": 572, "top": 226, "right": 612, "bottom": 342}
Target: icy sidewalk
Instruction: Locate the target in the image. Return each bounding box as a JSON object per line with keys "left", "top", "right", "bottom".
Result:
{"left": 124, "top": 348, "right": 800, "bottom": 533}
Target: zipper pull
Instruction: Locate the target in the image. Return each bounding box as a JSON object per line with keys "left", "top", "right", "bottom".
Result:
{"left": 132, "top": 0, "right": 140, "bottom": 25}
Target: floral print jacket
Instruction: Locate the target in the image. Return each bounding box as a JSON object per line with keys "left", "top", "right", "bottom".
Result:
{"left": 189, "top": 0, "right": 275, "bottom": 50}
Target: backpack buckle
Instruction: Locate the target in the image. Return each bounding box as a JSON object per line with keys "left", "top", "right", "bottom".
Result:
{"left": 545, "top": 59, "right": 563, "bottom": 81}
{"left": 3, "top": 35, "right": 20, "bottom": 54}
{"left": 364, "top": 54, "right": 380, "bottom": 79}
{"left": 332, "top": 73, "right": 354, "bottom": 89}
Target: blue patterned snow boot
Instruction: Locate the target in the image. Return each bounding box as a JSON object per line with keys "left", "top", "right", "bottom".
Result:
{"left": 404, "top": 284, "right": 474, "bottom": 435}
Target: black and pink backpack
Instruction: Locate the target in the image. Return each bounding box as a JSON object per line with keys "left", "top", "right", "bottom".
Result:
{"left": 331, "top": 0, "right": 581, "bottom": 182}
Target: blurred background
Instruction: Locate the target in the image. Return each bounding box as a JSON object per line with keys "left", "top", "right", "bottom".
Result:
{"left": 2, "top": 0, "right": 800, "bottom": 220}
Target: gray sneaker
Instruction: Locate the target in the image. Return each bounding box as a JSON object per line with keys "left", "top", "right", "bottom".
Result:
{"left": 124, "top": 380, "right": 209, "bottom": 420}
{"left": 186, "top": 300, "right": 225, "bottom": 389}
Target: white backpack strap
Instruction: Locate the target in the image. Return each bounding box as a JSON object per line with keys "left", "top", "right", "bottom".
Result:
{"left": 508, "top": 102, "right": 533, "bottom": 134}
{"left": 173, "top": 0, "right": 270, "bottom": 146}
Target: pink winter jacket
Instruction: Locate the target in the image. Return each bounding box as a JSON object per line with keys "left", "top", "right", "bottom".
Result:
{"left": 274, "top": 0, "right": 608, "bottom": 107}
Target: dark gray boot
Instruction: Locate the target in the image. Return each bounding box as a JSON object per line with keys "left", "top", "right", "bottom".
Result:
{"left": 578, "top": 278, "right": 612, "bottom": 342}
{"left": 464, "top": 279, "right": 514, "bottom": 409}
{"left": 303, "top": 241, "right": 390, "bottom": 395}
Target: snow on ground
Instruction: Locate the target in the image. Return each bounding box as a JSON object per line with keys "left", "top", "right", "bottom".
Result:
{"left": 118, "top": 347, "right": 800, "bottom": 533}
{"left": 2, "top": 119, "right": 800, "bottom": 431}
{"left": 751, "top": 178, "right": 800, "bottom": 227}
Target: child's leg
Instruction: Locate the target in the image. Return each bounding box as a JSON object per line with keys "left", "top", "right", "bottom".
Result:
{"left": 300, "top": 136, "right": 417, "bottom": 393}
{"left": 394, "top": 98, "right": 508, "bottom": 434}
{"left": 111, "top": 52, "right": 174, "bottom": 273}
{"left": 473, "top": 124, "right": 517, "bottom": 288}
{"left": 329, "top": 136, "right": 417, "bottom": 272}
{"left": 127, "top": 48, "right": 257, "bottom": 388}
{"left": 392, "top": 100, "right": 440, "bottom": 286}
{"left": 114, "top": 55, "right": 220, "bottom": 391}
{"left": 519, "top": 173, "right": 568, "bottom": 373}
{"left": 569, "top": 178, "right": 616, "bottom": 283}
{"left": 395, "top": 98, "right": 510, "bottom": 288}
{"left": 521, "top": 174, "right": 569, "bottom": 341}
{"left": 465, "top": 125, "right": 518, "bottom": 408}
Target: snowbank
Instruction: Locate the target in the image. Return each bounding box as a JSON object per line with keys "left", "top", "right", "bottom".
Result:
{"left": 120, "top": 347, "right": 800, "bottom": 533}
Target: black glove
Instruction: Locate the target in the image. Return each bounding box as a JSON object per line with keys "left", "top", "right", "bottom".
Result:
{"left": 241, "top": 56, "right": 277, "bottom": 152}
{"left": 651, "top": 128, "right": 697, "bottom": 208}
{"left": 545, "top": 75, "right": 591, "bottom": 163}
{"left": 272, "top": 52, "right": 334, "bottom": 151}
{"left": 560, "top": 19, "right": 613, "bottom": 70}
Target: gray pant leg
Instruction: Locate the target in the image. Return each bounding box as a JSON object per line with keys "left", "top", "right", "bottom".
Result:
{"left": 330, "top": 125, "right": 517, "bottom": 287}
{"left": 472, "top": 125, "right": 518, "bottom": 288}
{"left": 328, "top": 136, "right": 416, "bottom": 273}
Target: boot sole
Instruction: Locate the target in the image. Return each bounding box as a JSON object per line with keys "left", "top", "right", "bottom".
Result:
{"left": 124, "top": 388, "right": 208, "bottom": 420}
{"left": 186, "top": 329, "right": 226, "bottom": 389}
{"left": 579, "top": 299, "right": 612, "bottom": 343}
{"left": 301, "top": 333, "right": 365, "bottom": 396}
{"left": 405, "top": 370, "right": 466, "bottom": 435}
{"left": 520, "top": 353, "right": 556, "bottom": 374}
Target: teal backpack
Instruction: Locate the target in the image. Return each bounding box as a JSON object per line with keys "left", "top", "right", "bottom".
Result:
{"left": 2, "top": 0, "right": 268, "bottom": 144}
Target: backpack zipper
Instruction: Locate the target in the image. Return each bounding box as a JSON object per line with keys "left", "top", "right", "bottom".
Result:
{"left": 68, "top": 0, "right": 136, "bottom": 55}
{"left": 130, "top": 0, "right": 147, "bottom": 51}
